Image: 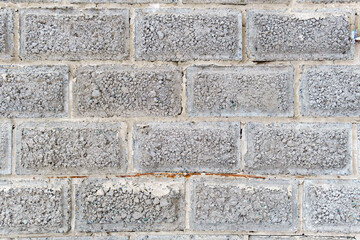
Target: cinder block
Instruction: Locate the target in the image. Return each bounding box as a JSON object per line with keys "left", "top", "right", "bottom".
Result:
{"left": 244, "top": 122, "right": 352, "bottom": 175}
{"left": 247, "top": 10, "right": 353, "bottom": 61}
{"left": 300, "top": 65, "right": 360, "bottom": 117}
{"left": 70, "top": 0, "right": 175, "bottom": 3}
{"left": 303, "top": 180, "right": 360, "bottom": 233}
{"left": 16, "top": 121, "right": 127, "bottom": 175}
{"left": 135, "top": 236, "right": 242, "bottom": 240}
{"left": 0, "top": 65, "right": 68, "bottom": 118}
{"left": 298, "top": 0, "right": 360, "bottom": 3}
{"left": 190, "top": 177, "right": 298, "bottom": 231}
{"left": 20, "top": 238, "right": 128, "bottom": 240}
{"left": 250, "top": 237, "right": 355, "bottom": 240}
{"left": 133, "top": 122, "right": 241, "bottom": 173}
{"left": 186, "top": 65, "right": 294, "bottom": 117}
{"left": 135, "top": 8, "right": 242, "bottom": 61}
{"left": 19, "top": 9, "right": 129, "bottom": 60}
{"left": 0, "top": 179, "right": 70, "bottom": 234}
{"left": 73, "top": 65, "right": 182, "bottom": 117}
{"left": 0, "top": 121, "right": 11, "bottom": 175}
{"left": 75, "top": 177, "right": 185, "bottom": 232}
{"left": 0, "top": 9, "right": 13, "bottom": 59}
{"left": 183, "top": 0, "right": 288, "bottom": 3}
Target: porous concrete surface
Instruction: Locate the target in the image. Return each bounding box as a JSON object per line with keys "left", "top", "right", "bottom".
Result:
{"left": 186, "top": 65, "right": 294, "bottom": 117}
{"left": 0, "top": 65, "right": 68, "bottom": 118}
{"left": 250, "top": 237, "right": 356, "bottom": 240}
{"left": 244, "top": 122, "right": 352, "bottom": 175}
{"left": 19, "top": 9, "right": 129, "bottom": 60}
{"left": 19, "top": 238, "right": 129, "bottom": 240}
{"left": 75, "top": 177, "right": 185, "bottom": 232}
{"left": 15, "top": 122, "right": 127, "bottom": 175}
{"left": 133, "top": 122, "right": 240, "bottom": 173}
{"left": 70, "top": 0, "right": 175, "bottom": 3}
{"left": 183, "top": 0, "right": 289, "bottom": 3}
{"left": 303, "top": 180, "right": 360, "bottom": 233}
{"left": 246, "top": 10, "right": 353, "bottom": 61}
{"left": 0, "top": 9, "right": 13, "bottom": 59}
{"left": 135, "top": 8, "right": 242, "bottom": 61}
{"left": 73, "top": 65, "right": 182, "bottom": 117}
{"left": 0, "top": 121, "right": 11, "bottom": 175}
{"left": 298, "top": 0, "right": 360, "bottom": 2}
{"left": 0, "top": 179, "right": 70, "bottom": 234}
{"left": 135, "top": 236, "right": 243, "bottom": 240}
{"left": 190, "top": 177, "right": 298, "bottom": 231}
{"left": 300, "top": 65, "right": 360, "bottom": 117}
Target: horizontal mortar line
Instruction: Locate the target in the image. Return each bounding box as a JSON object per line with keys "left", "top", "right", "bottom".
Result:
{"left": 4, "top": 116, "right": 360, "bottom": 123}
{"left": 0, "top": 59, "right": 360, "bottom": 67}
{"left": 0, "top": 173, "right": 359, "bottom": 180}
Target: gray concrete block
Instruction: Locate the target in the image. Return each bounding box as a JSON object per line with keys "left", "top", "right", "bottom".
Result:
{"left": 0, "top": 65, "right": 68, "bottom": 118}
{"left": 186, "top": 65, "right": 294, "bottom": 117}
{"left": 19, "top": 238, "right": 129, "bottom": 240}
{"left": 190, "top": 177, "right": 298, "bottom": 231}
{"left": 0, "top": 121, "right": 11, "bottom": 175}
{"left": 70, "top": 0, "right": 175, "bottom": 3}
{"left": 135, "top": 8, "right": 242, "bottom": 61}
{"left": 244, "top": 122, "right": 352, "bottom": 175}
{"left": 183, "top": 0, "right": 288, "bottom": 3}
{"left": 0, "top": 0, "right": 59, "bottom": 2}
{"left": 15, "top": 121, "right": 127, "bottom": 175}
{"left": 298, "top": 0, "right": 360, "bottom": 3}
{"left": 247, "top": 10, "right": 353, "bottom": 61}
{"left": 300, "top": 65, "right": 360, "bottom": 117}
{"left": 303, "top": 180, "right": 360, "bottom": 233}
{"left": 75, "top": 177, "right": 185, "bottom": 232}
{"left": 133, "top": 122, "right": 241, "bottom": 173}
{"left": 73, "top": 65, "right": 182, "bottom": 117}
{"left": 19, "top": 9, "right": 129, "bottom": 61}
{"left": 250, "top": 237, "right": 355, "bottom": 240}
{"left": 0, "top": 9, "right": 13, "bottom": 59}
{"left": 0, "top": 179, "right": 70, "bottom": 234}
{"left": 192, "top": 236, "right": 243, "bottom": 240}
{"left": 135, "top": 236, "right": 242, "bottom": 240}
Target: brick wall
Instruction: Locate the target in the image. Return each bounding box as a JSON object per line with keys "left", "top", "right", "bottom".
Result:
{"left": 0, "top": 0, "right": 359, "bottom": 239}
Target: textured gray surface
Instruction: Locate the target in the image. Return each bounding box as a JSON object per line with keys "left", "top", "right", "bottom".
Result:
{"left": 183, "top": 0, "right": 288, "bottom": 3}
{"left": 16, "top": 122, "right": 127, "bottom": 175}
{"left": 303, "top": 180, "right": 360, "bottom": 232}
{"left": 250, "top": 237, "right": 355, "bottom": 240}
{"left": 0, "top": 179, "right": 70, "bottom": 234}
{"left": 190, "top": 178, "right": 298, "bottom": 231}
{"left": 20, "top": 9, "right": 129, "bottom": 60}
{"left": 0, "top": 65, "right": 68, "bottom": 118}
{"left": 20, "top": 238, "right": 129, "bottom": 240}
{"left": 75, "top": 177, "right": 185, "bottom": 232}
{"left": 247, "top": 10, "right": 353, "bottom": 61}
{"left": 187, "top": 65, "right": 294, "bottom": 117}
{"left": 298, "top": 0, "right": 360, "bottom": 2}
{"left": 73, "top": 65, "right": 182, "bottom": 117}
{"left": 133, "top": 122, "right": 241, "bottom": 173}
{"left": 300, "top": 65, "right": 360, "bottom": 117}
{"left": 135, "top": 9, "right": 242, "bottom": 61}
{"left": 136, "top": 236, "right": 243, "bottom": 240}
{"left": 0, "top": 121, "right": 11, "bottom": 175}
{"left": 0, "top": 9, "right": 13, "bottom": 59}
{"left": 244, "top": 122, "right": 352, "bottom": 175}
{"left": 70, "top": 0, "right": 176, "bottom": 2}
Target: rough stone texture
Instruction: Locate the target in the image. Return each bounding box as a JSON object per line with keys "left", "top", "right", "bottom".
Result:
{"left": 15, "top": 122, "right": 127, "bottom": 175}
{"left": 0, "top": 0, "right": 59, "bottom": 2}
{"left": 0, "top": 121, "right": 11, "bottom": 175}
{"left": 298, "top": 0, "right": 360, "bottom": 2}
{"left": 0, "top": 65, "right": 68, "bottom": 118}
{"left": 70, "top": 0, "right": 176, "bottom": 2}
{"left": 19, "top": 9, "right": 129, "bottom": 61}
{"left": 303, "top": 180, "right": 360, "bottom": 233}
{"left": 0, "top": 179, "right": 70, "bottom": 234}
{"left": 183, "top": 0, "right": 288, "bottom": 3}
{"left": 250, "top": 237, "right": 355, "bottom": 240}
{"left": 186, "top": 65, "right": 294, "bottom": 117}
{"left": 136, "top": 236, "right": 242, "bottom": 240}
{"left": 0, "top": 9, "right": 13, "bottom": 59}
{"left": 135, "top": 9, "right": 242, "bottom": 61}
{"left": 300, "top": 65, "right": 360, "bottom": 117}
{"left": 190, "top": 178, "right": 298, "bottom": 231}
{"left": 73, "top": 65, "right": 182, "bottom": 118}
{"left": 247, "top": 10, "right": 353, "bottom": 61}
{"left": 133, "top": 122, "right": 241, "bottom": 173}
{"left": 244, "top": 123, "right": 352, "bottom": 175}
{"left": 20, "top": 238, "right": 128, "bottom": 240}
{"left": 75, "top": 177, "right": 185, "bottom": 232}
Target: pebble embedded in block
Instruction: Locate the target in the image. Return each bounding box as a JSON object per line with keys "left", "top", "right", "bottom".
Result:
{"left": 247, "top": 10, "right": 353, "bottom": 61}
{"left": 16, "top": 122, "right": 127, "bottom": 175}
{"left": 187, "top": 65, "right": 294, "bottom": 117}
{"left": 135, "top": 8, "right": 242, "bottom": 61}
{"left": 20, "top": 9, "right": 129, "bottom": 60}
{"left": 73, "top": 65, "right": 182, "bottom": 117}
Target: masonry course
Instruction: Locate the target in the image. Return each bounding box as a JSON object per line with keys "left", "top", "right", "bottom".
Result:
{"left": 15, "top": 121, "right": 127, "bottom": 175}
{"left": 135, "top": 8, "right": 242, "bottom": 61}
{"left": 186, "top": 65, "right": 294, "bottom": 117}
{"left": 244, "top": 122, "right": 352, "bottom": 175}
{"left": 73, "top": 65, "right": 182, "bottom": 118}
